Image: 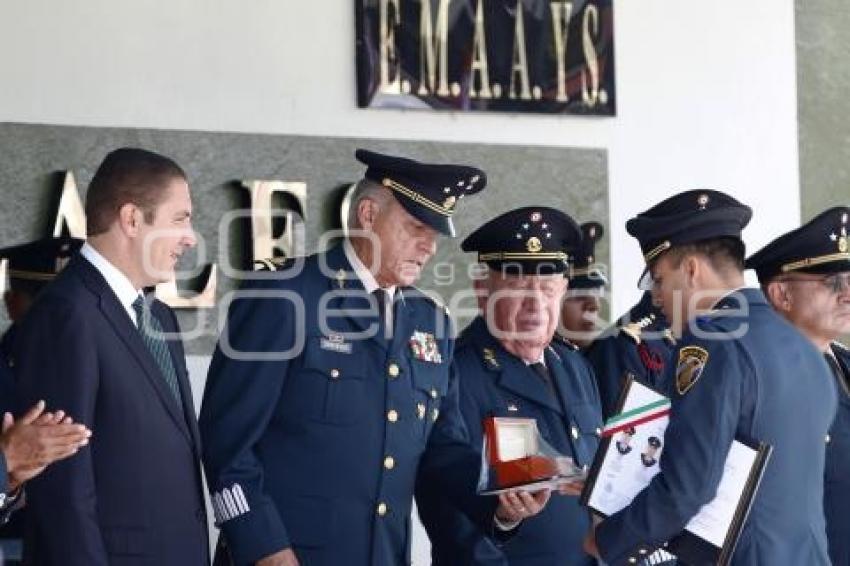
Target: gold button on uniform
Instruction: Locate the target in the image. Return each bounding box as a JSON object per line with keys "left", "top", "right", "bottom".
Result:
{"left": 639, "top": 548, "right": 647, "bottom": 555}
{"left": 571, "top": 426, "right": 579, "bottom": 440}
{"left": 628, "top": 557, "right": 637, "bottom": 564}
{"left": 387, "top": 410, "right": 398, "bottom": 423}
{"left": 417, "top": 403, "right": 426, "bottom": 419}
{"left": 377, "top": 502, "right": 388, "bottom": 516}
{"left": 384, "top": 456, "right": 395, "bottom": 470}
{"left": 330, "top": 368, "right": 340, "bottom": 379}
{"left": 430, "top": 389, "right": 438, "bottom": 399}
{"left": 826, "top": 434, "right": 832, "bottom": 443}
{"left": 388, "top": 363, "right": 400, "bottom": 378}
{"left": 431, "top": 408, "right": 440, "bottom": 421}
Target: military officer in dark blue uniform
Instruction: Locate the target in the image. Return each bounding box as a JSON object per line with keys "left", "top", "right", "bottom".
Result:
{"left": 560, "top": 221, "right": 607, "bottom": 350}
{"left": 0, "top": 236, "right": 83, "bottom": 365}
{"left": 745, "top": 206, "right": 850, "bottom": 565}
{"left": 584, "top": 292, "right": 675, "bottom": 418}
{"left": 416, "top": 206, "right": 602, "bottom": 566}
{"left": 584, "top": 189, "right": 837, "bottom": 565}
{"left": 200, "top": 150, "right": 550, "bottom": 566}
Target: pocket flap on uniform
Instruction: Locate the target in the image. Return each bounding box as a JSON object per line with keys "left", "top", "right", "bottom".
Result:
{"left": 568, "top": 403, "right": 603, "bottom": 435}
{"left": 411, "top": 361, "right": 449, "bottom": 397}
{"left": 102, "top": 526, "right": 148, "bottom": 557}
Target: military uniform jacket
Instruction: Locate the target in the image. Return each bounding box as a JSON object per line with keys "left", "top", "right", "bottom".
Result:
{"left": 596, "top": 288, "right": 837, "bottom": 565}
{"left": 199, "top": 244, "right": 497, "bottom": 566}
{"left": 825, "top": 342, "right": 850, "bottom": 566}
{"left": 415, "top": 316, "right": 601, "bottom": 566}
{"left": 585, "top": 299, "right": 674, "bottom": 419}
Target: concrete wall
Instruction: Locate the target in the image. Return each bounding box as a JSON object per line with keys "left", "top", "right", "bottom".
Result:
{"left": 796, "top": 0, "right": 850, "bottom": 220}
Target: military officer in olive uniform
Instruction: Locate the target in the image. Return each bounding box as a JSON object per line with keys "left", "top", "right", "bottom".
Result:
{"left": 416, "top": 207, "right": 602, "bottom": 566}
{"left": 584, "top": 190, "right": 836, "bottom": 565}
{"left": 200, "top": 150, "right": 550, "bottom": 566}
{"left": 746, "top": 206, "right": 850, "bottom": 565}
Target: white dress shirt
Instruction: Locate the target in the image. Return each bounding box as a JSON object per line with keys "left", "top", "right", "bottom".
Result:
{"left": 80, "top": 242, "right": 143, "bottom": 326}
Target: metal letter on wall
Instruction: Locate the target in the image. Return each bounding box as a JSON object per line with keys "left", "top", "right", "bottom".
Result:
{"left": 356, "top": 0, "right": 616, "bottom": 115}
{"left": 52, "top": 172, "right": 87, "bottom": 238}
{"left": 240, "top": 180, "right": 308, "bottom": 262}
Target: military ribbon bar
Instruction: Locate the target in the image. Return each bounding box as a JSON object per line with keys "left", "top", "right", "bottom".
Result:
{"left": 600, "top": 399, "right": 671, "bottom": 438}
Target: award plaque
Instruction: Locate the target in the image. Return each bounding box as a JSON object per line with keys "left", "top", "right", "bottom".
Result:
{"left": 478, "top": 417, "right": 586, "bottom": 495}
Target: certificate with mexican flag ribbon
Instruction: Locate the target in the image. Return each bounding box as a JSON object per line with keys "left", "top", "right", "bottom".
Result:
{"left": 580, "top": 375, "right": 772, "bottom": 566}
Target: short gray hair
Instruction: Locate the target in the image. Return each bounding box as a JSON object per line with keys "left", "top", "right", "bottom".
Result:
{"left": 347, "top": 178, "right": 394, "bottom": 230}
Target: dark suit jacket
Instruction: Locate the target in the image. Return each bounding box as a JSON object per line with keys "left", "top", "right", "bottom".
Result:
{"left": 13, "top": 255, "right": 209, "bottom": 566}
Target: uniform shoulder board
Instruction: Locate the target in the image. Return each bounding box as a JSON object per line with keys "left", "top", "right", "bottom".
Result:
{"left": 253, "top": 256, "right": 290, "bottom": 271}
{"left": 552, "top": 333, "right": 579, "bottom": 351}
{"left": 618, "top": 313, "right": 656, "bottom": 345}
{"left": 833, "top": 341, "right": 850, "bottom": 354}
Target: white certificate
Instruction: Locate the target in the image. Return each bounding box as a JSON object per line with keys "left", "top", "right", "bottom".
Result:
{"left": 582, "top": 377, "right": 771, "bottom": 566}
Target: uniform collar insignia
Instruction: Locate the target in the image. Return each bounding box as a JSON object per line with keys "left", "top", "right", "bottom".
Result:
{"left": 482, "top": 347, "right": 500, "bottom": 369}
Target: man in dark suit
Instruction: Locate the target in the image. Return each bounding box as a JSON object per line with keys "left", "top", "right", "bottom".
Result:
{"left": 746, "top": 206, "right": 850, "bottom": 566}
{"left": 13, "top": 148, "right": 210, "bottom": 565}
{"left": 200, "top": 150, "right": 549, "bottom": 566}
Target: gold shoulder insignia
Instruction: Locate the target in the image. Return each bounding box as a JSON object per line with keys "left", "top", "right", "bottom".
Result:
{"left": 482, "top": 347, "right": 500, "bottom": 369}
{"left": 676, "top": 345, "right": 709, "bottom": 395}
{"left": 619, "top": 321, "right": 643, "bottom": 344}
{"left": 253, "top": 256, "right": 289, "bottom": 272}
{"left": 833, "top": 341, "right": 849, "bottom": 353}
{"left": 618, "top": 313, "right": 656, "bottom": 345}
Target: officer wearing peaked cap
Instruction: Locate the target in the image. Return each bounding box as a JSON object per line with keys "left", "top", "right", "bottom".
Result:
{"left": 746, "top": 206, "right": 850, "bottom": 566}
{"left": 584, "top": 190, "right": 836, "bottom": 565}
{"left": 200, "top": 151, "right": 550, "bottom": 566}
{"left": 0, "top": 236, "right": 84, "bottom": 365}
{"left": 559, "top": 221, "right": 607, "bottom": 350}
{"left": 416, "top": 207, "right": 602, "bottom": 566}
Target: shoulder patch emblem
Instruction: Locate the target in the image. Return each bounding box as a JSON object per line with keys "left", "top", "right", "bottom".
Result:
{"left": 676, "top": 345, "right": 709, "bottom": 395}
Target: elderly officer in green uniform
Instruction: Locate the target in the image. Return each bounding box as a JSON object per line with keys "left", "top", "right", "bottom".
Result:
{"left": 200, "top": 150, "right": 550, "bottom": 566}
{"left": 583, "top": 189, "right": 836, "bottom": 565}
{"left": 416, "top": 206, "right": 602, "bottom": 565}
{"left": 745, "top": 206, "right": 850, "bottom": 566}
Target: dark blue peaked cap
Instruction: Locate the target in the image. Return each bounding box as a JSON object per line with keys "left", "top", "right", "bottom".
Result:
{"left": 0, "top": 236, "right": 84, "bottom": 290}
{"left": 627, "top": 189, "right": 752, "bottom": 262}
{"left": 355, "top": 149, "right": 486, "bottom": 237}
{"left": 568, "top": 221, "right": 607, "bottom": 289}
{"left": 746, "top": 206, "right": 850, "bottom": 283}
{"left": 462, "top": 206, "right": 582, "bottom": 275}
